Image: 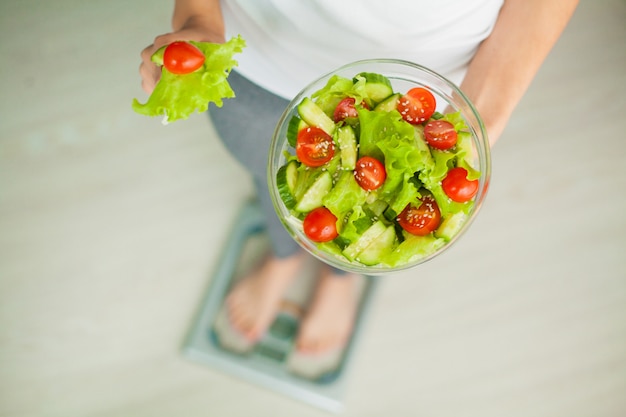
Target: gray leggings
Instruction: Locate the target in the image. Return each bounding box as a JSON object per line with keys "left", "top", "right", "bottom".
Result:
{"left": 208, "top": 70, "right": 299, "bottom": 259}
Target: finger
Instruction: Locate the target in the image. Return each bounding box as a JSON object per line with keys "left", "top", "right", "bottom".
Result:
{"left": 139, "top": 39, "right": 165, "bottom": 94}
{"left": 139, "top": 60, "right": 160, "bottom": 94}
{"left": 141, "top": 43, "right": 157, "bottom": 65}
{"left": 140, "top": 33, "right": 174, "bottom": 65}
{"left": 153, "top": 33, "right": 178, "bottom": 49}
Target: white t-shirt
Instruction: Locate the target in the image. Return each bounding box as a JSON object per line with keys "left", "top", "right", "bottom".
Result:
{"left": 222, "top": 0, "right": 504, "bottom": 99}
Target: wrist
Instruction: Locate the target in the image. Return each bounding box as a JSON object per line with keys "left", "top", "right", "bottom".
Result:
{"left": 476, "top": 105, "right": 510, "bottom": 147}
{"left": 177, "top": 14, "right": 225, "bottom": 42}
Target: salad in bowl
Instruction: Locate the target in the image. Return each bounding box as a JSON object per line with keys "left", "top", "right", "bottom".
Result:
{"left": 268, "top": 59, "right": 490, "bottom": 274}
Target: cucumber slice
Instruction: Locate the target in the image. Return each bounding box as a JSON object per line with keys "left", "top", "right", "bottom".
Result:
{"left": 435, "top": 211, "right": 467, "bottom": 241}
{"left": 276, "top": 160, "right": 299, "bottom": 209}
{"left": 383, "top": 206, "right": 398, "bottom": 222}
{"left": 293, "top": 168, "right": 318, "bottom": 202}
{"left": 326, "top": 153, "right": 343, "bottom": 176}
{"left": 354, "top": 72, "right": 393, "bottom": 105}
{"left": 384, "top": 234, "right": 446, "bottom": 267}
{"left": 317, "top": 240, "right": 344, "bottom": 257}
{"left": 342, "top": 220, "right": 388, "bottom": 261}
{"left": 295, "top": 171, "right": 333, "bottom": 212}
{"left": 336, "top": 125, "right": 357, "bottom": 170}
{"left": 374, "top": 93, "right": 401, "bottom": 113}
{"left": 365, "top": 199, "right": 388, "bottom": 218}
{"left": 286, "top": 115, "right": 308, "bottom": 147}
{"left": 357, "top": 225, "right": 397, "bottom": 266}
{"left": 297, "top": 97, "right": 336, "bottom": 135}
{"left": 413, "top": 126, "right": 435, "bottom": 172}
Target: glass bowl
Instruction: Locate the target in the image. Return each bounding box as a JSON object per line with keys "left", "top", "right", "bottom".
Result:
{"left": 267, "top": 59, "right": 491, "bottom": 275}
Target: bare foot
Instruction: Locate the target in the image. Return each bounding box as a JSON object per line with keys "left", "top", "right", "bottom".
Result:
{"left": 295, "top": 268, "right": 361, "bottom": 354}
{"left": 225, "top": 252, "right": 304, "bottom": 342}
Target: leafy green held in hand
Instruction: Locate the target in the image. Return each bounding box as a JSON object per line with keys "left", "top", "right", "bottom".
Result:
{"left": 132, "top": 35, "right": 246, "bottom": 124}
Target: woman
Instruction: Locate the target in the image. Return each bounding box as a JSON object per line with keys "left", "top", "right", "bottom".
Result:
{"left": 139, "top": 0, "right": 579, "bottom": 364}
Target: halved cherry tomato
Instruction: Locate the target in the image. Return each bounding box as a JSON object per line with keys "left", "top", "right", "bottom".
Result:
{"left": 163, "top": 41, "right": 205, "bottom": 74}
{"left": 333, "top": 97, "right": 369, "bottom": 122}
{"left": 397, "top": 87, "right": 436, "bottom": 124}
{"left": 333, "top": 97, "right": 358, "bottom": 122}
{"left": 303, "top": 207, "right": 338, "bottom": 242}
{"left": 442, "top": 167, "right": 479, "bottom": 203}
{"left": 296, "top": 127, "right": 335, "bottom": 167}
{"left": 354, "top": 156, "right": 386, "bottom": 191}
{"left": 424, "top": 120, "right": 458, "bottom": 150}
{"left": 397, "top": 194, "right": 441, "bottom": 236}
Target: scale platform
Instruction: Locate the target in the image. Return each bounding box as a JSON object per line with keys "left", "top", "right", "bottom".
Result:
{"left": 182, "top": 200, "right": 378, "bottom": 413}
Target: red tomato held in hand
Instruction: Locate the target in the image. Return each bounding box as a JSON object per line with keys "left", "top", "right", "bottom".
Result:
{"left": 303, "top": 207, "right": 338, "bottom": 242}
{"left": 354, "top": 156, "right": 386, "bottom": 191}
{"left": 163, "top": 41, "right": 206, "bottom": 74}
{"left": 397, "top": 194, "right": 441, "bottom": 236}
{"left": 397, "top": 87, "right": 436, "bottom": 124}
{"left": 424, "top": 120, "right": 458, "bottom": 150}
{"left": 296, "top": 127, "right": 335, "bottom": 167}
{"left": 442, "top": 167, "right": 479, "bottom": 203}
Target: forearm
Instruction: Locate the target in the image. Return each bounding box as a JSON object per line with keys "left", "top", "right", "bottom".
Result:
{"left": 172, "top": 0, "right": 225, "bottom": 39}
{"left": 460, "top": 0, "right": 579, "bottom": 145}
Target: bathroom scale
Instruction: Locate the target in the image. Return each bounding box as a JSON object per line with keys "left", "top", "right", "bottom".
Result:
{"left": 182, "top": 199, "right": 378, "bottom": 413}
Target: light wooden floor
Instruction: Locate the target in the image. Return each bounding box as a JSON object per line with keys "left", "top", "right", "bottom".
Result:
{"left": 1, "top": 1, "right": 625, "bottom": 416}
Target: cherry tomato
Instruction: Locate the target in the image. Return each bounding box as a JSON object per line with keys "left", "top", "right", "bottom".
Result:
{"left": 333, "top": 97, "right": 358, "bottom": 122}
{"left": 442, "top": 167, "right": 479, "bottom": 203}
{"left": 296, "top": 127, "right": 335, "bottom": 167}
{"left": 163, "top": 41, "right": 205, "bottom": 75}
{"left": 397, "top": 194, "right": 441, "bottom": 236}
{"left": 397, "top": 87, "right": 436, "bottom": 124}
{"left": 424, "top": 120, "right": 458, "bottom": 150}
{"left": 303, "top": 207, "right": 338, "bottom": 242}
{"left": 354, "top": 156, "right": 386, "bottom": 191}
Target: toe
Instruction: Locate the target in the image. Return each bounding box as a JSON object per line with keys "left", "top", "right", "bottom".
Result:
{"left": 225, "top": 300, "right": 258, "bottom": 341}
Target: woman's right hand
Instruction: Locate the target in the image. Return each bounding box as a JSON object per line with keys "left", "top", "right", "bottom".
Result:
{"left": 139, "top": 18, "right": 225, "bottom": 94}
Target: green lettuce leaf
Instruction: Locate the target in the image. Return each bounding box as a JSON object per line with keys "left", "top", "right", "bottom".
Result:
{"left": 359, "top": 110, "right": 427, "bottom": 204}
{"left": 439, "top": 111, "right": 467, "bottom": 132}
{"left": 323, "top": 170, "right": 368, "bottom": 219}
{"left": 132, "top": 35, "right": 246, "bottom": 123}
{"left": 358, "top": 109, "right": 414, "bottom": 161}
{"left": 310, "top": 75, "right": 356, "bottom": 115}
{"left": 426, "top": 148, "right": 456, "bottom": 187}
{"left": 338, "top": 205, "right": 371, "bottom": 243}
{"left": 387, "top": 173, "right": 420, "bottom": 215}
